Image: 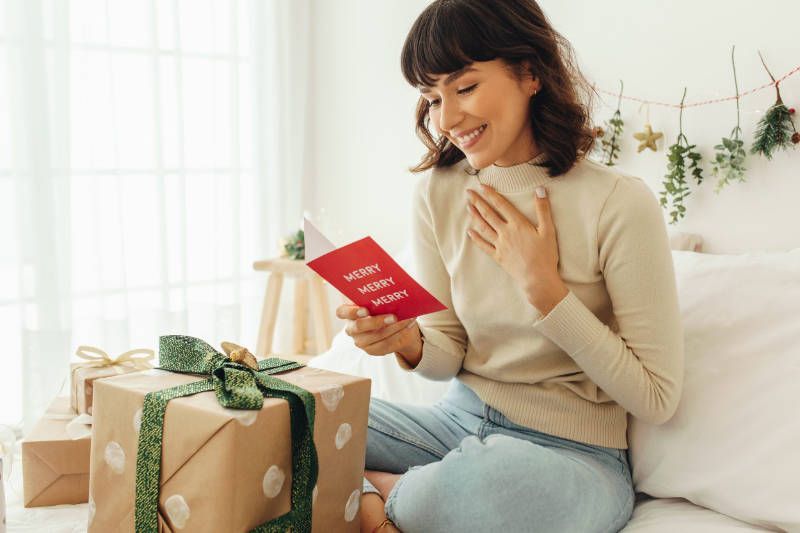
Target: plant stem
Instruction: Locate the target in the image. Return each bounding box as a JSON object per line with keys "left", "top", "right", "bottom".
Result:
{"left": 731, "top": 45, "right": 741, "bottom": 137}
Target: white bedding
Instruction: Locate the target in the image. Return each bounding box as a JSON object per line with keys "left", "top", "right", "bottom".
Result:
{"left": 620, "top": 497, "right": 779, "bottom": 532}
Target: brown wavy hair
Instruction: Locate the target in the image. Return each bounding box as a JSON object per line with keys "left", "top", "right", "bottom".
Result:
{"left": 401, "top": 0, "right": 597, "bottom": 177}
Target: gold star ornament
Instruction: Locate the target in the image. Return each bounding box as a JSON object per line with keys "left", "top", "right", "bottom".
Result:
{"left": 633, "top": 123, "right": 663, "bottom": 152}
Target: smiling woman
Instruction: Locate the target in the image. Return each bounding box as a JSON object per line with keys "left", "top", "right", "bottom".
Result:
{"left": 342, "top": 1, "right": 685, "bottom": 532}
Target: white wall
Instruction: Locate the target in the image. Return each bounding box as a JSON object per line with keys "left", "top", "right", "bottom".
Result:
{"left": 307, "top": 0, "right": 800, "bottom": 255}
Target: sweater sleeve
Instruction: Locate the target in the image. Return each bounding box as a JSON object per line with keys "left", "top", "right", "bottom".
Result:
{"left": 394, "top": 173, "right": 467, "bottom": 380}
{"left": 530, "top": 177, "right": 684, "bottom": 425}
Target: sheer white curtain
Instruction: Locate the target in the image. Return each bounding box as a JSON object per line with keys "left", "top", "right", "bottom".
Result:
{"left": 0, "top": 0, "right": 312, "bottom": 431}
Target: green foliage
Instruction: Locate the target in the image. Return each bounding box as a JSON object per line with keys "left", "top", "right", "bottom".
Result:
{"left": 659, "top": 133, "right": 704, "bottom": 225}
{"left": 601, "top": 110, "right": 624, "bottom": 166}
{"left": 284, "top": 229, "right": 305, "bottom": 260}
{"left": 711, "top": 126, "right": 747, "bottom": 193}
{"left": 750, "top": 101, "right": 794, "bottom": 160}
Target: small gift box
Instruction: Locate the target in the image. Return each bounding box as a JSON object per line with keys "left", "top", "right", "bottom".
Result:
{"left": 88, "top": 336, "right": 370, "bottom": 532}
{"left": 70, "top": 345, "right": 155, "bottom": 415}
{"left": 21, "top": 397, "right": 91, "bottom": 507}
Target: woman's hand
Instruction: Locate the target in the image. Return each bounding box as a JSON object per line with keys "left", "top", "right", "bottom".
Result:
{"left": 336, "top": 302, "right": 422, "bottom": 358}
{"left": 466, "top": 183, "right": 568, "bottom": 316}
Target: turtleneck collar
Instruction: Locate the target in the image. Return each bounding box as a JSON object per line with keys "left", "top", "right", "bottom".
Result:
{"left": 470, "top": 151, "right": 554, "bottom": 193}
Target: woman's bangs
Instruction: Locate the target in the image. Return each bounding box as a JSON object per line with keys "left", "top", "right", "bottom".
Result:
{"left": 401, "top": 8, "right": 494, "bottom": 89}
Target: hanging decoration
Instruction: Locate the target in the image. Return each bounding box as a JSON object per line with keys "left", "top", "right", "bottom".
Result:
{"left": 589, "top": 54, "right": 798, "bottom": 224}
{"left": 659, "top": 88, "right": 704, "bottom": 225}
{"left": 633, "top": 103, "right": 663, "bottom": 153}
{"left": 598, "top": 80, "right": 625, "bottom": 166}
{"left": 750, "top": 51, "right": 799, "bottom": 160}
{"left": 711, "top": 45, "right": 748, "bottom": 193}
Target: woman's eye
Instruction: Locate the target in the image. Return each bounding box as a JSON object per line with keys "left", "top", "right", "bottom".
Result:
{"left": 427, "top": 84, "right": 478, "bottom": 108}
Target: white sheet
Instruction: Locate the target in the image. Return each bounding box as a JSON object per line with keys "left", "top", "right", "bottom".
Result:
{"left": 620, "top": 497, "right": 780, "bottom": 532}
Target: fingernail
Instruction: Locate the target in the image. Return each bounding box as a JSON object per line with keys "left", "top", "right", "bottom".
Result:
{"left": 357, "top": 308, "right": 368, "bottom": 318}
{"left": 536, "top": 186, "right": 546, "bottom": 198}
{"left": 384, "top": 315, "right": 396, "bottom": 325}
{"left": 406, "top": 320, "right": 417, "bottom": 329}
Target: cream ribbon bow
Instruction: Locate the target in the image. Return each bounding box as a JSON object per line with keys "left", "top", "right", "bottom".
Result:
{"left": 74, "top": 345, "right": 155, "bottom": 370}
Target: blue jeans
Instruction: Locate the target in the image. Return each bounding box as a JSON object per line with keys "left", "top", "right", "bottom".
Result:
{"left": 363, "top": 379, "right": 635, "bottom": 532}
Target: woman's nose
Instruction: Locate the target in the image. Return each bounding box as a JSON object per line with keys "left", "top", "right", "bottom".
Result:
{"left": 437, "top": 99, "right": 463, "bottom": 135}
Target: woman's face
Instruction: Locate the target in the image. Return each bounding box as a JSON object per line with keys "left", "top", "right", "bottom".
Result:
{"left": 420, "top": 58, "right": 540, "bottom": 168}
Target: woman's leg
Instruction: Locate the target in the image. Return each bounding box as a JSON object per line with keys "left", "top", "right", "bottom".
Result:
{"left": 384, "top": 433, "right": 633, "bottom": 533}
{"left": 360, "top": 394, "right": 477, "bottom": 532}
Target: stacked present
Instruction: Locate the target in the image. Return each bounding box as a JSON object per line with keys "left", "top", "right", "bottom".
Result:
{"left": 70, "top": 346, "right": 155, "bottom": 415}
{"left": 21, "top": 345, "right": 154, "bottom": 508}
{"left": 21, "top": 397, "right": 91, "bottom": 507}
{"left": 88, "top": 335, "right": 371, "bottom": 532}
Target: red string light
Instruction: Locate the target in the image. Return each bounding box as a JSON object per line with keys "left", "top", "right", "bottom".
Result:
{"left": 591, "top": 65, "right": 800, "bottom": 109}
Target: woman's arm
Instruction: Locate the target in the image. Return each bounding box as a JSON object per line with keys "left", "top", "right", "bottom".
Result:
{"left": 393, "top": 172, "right": 468, "bottom": 380}
{"left": 531, "top": 176, "right": 684, "bottom": 425}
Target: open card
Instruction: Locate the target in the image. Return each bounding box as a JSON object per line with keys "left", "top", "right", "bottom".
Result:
{"left": 304, "top": 218, "right": 446, "bottom": 321}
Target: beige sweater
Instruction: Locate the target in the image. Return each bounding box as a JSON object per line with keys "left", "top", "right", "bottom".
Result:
{"left": 394, "top": 152, "right": 684, "bottom": 449}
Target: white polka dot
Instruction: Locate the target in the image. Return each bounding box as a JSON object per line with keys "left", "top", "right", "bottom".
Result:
{"left": 320, "top": 384, "right": 345, "bottom": 412}
{"left": 104, "top": 441, "right": 125, "bottom": 474}
{"left": 164, "top": 494, "right": 191, "bottom": 529}
{"left": 335, "top": 423, "right": 352, "bottom": 450}
{"left": 87, "top": 496, "right": 96, "bottom": 526}
{"left": 133, "top": 408, "right": 143, "bottom": 433}
{"left": 312, "top": 485, "right": 318, "bottom": 505}
{"left": 344, "top": 489, "right": 360, "bottom": 522}
{"left": 262, "top": 465, "right": 285, "bottom": 498}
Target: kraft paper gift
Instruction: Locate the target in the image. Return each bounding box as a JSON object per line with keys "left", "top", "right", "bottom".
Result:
{"left": 88, "top": 335, "right": 371, "bottom": 533}
{"left": 21, "top": 397, "right": 91, "bottom": 507}
{"left": 71, "top": 345, "right": 155, "bottom": 415}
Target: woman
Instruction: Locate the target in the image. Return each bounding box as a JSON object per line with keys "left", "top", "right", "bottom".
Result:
{"left": 337, "top": 1, "right": 684, "bottom": 531}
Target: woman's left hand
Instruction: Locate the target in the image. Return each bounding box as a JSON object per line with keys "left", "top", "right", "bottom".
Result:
{"left": 466, "top": 183, "right": 569, "bottom": 315}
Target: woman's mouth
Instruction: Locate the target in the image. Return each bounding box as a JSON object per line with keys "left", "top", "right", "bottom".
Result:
{"left": 455, "top": 124, "right": 487, "bottom": 149}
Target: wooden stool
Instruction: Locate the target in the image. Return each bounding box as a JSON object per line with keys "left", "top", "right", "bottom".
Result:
{"left": 253, "top": 257, "right": 333, "bottom": 357}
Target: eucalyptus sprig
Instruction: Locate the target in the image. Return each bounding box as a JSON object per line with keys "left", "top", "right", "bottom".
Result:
{"left": 711, "top": 45, "right": 747, "bottom": 193}
{"left": 750, "top": 50, "right": 798, "bottom": 160}
{"left": 600, "top": 80, "right": 625, "bottom": 166}
{"left": 659, "top": 88, "right": 704, "bottom": 224}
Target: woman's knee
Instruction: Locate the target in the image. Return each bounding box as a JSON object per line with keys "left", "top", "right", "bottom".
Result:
{"left": 364, "top": 398, "right": 445, "bottom": 473}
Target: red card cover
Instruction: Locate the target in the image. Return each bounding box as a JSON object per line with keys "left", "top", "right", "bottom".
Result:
{"left": 307, "top": 237, "right": 447, "bottom": 321}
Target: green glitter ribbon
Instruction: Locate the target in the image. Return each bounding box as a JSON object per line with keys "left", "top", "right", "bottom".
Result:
{"left": 134, "top": 335, "right": 318, "bottom": 532}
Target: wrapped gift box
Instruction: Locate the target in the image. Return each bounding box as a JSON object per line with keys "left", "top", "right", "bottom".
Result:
{"left": 21, "top": 397, "right": 91, "bottom": 507}
{"left": 88, "top": 359, "right": 370, "bottom": 532}
{"left": 70, "top": 347, "right": 154, "bottom": 415}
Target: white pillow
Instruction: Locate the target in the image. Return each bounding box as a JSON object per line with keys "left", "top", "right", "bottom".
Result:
{"left": 308, "top": 242, "right": 453, "bottom": 406}
{"left": 628, "top": 248, "right": 800, "bottom": 531}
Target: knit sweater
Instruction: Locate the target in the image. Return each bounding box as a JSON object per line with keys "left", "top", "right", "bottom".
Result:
{"left": 394, "top": 152, "right": 684, "bottom": 449}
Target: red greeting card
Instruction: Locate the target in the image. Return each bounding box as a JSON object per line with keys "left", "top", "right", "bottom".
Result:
{"left": 304, "top": 218, "right": 446, "bottom": 321}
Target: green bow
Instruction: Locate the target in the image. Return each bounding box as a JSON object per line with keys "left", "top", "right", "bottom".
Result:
{"left": 134, "top": 335, "right": 318, "bottom": 533}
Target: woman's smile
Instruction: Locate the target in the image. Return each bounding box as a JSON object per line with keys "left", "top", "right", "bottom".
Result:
{"left": 455, "top": 123, "right": 488, "bottom": 149}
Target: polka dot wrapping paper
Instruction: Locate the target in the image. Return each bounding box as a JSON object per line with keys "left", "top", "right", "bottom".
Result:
{"left": 87, "top": 336, "right": 371, "bottom": 532}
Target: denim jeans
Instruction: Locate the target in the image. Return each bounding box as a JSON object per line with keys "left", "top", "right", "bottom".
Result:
{"left": 363, "top": 379, "right": 635, "bottom": 533}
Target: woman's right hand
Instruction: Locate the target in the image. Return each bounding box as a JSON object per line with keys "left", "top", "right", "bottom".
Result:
{"left": 336, "top": 302, "right": 422, "bottom": 360}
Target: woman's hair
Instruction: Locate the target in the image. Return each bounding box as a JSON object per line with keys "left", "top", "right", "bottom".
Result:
{"left": 401, "top": 0, "right": 597, "bottom": 177}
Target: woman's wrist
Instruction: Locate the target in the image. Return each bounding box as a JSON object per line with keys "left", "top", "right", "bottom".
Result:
{"left": 526, "top": 276, "right": 569, "bottom": 317}
{"left": 396, "top": 324, "right": 423, "bottom": 368}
